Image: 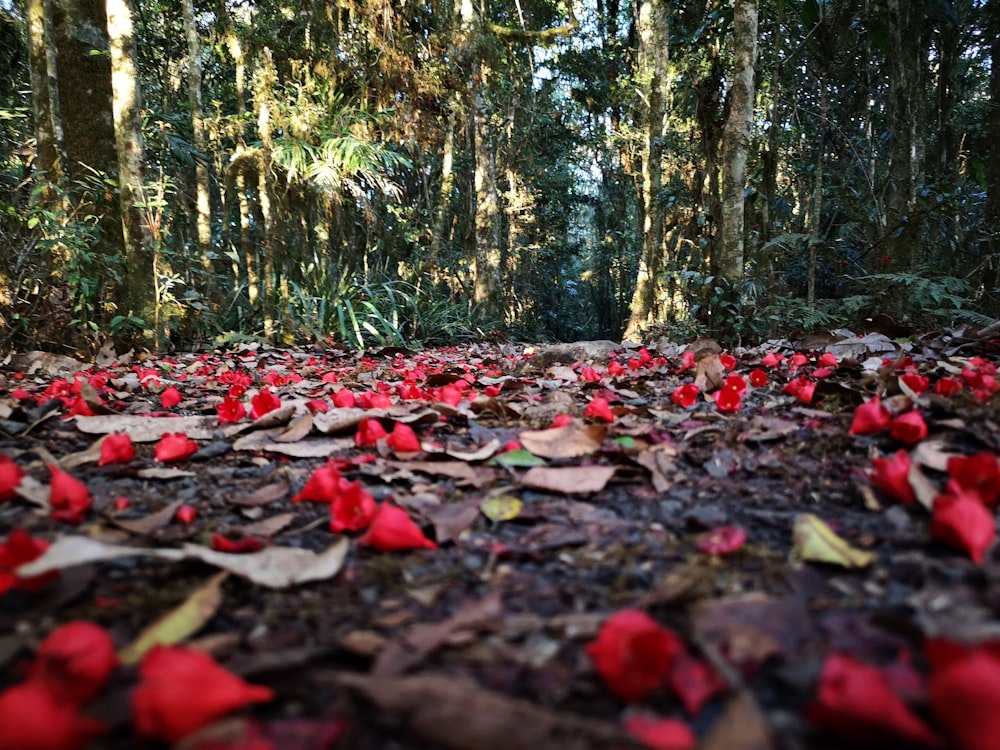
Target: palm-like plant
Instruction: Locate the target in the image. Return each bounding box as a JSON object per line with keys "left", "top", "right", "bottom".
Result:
{"left": 270, "top": 81, "right": 410, "bottom": 205}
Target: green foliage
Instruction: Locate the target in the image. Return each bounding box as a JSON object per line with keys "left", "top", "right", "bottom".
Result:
{"left": 286, "top": 278, "right": 489, "bottom": 350}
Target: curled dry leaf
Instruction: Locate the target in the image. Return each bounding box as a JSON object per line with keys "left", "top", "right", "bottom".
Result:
{"left": 520, "top": 466, "right": 616, "bottom": 494}
{"left": 791, "top": 514, "right": 875, "bottom": 569}
{"left": 518, "top": 423, "right": 607, "bottom": 459}
{"left": 18, "top": 535, "right": 350, "bottom": 589}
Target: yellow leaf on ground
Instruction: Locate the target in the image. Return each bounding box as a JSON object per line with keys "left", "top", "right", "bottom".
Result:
{"left": 480, "top": 496, "right": 523, "bottom": 522}
{"left": 118, "top": 571, "right": 228, "bottom": 665}
{"left": 791, "top": 514, "right": 875, "bottom": 569}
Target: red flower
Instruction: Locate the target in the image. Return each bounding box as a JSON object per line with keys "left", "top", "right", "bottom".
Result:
{"left": 549, "top": 413, "right": 574, "bottom": 429}
{"left": 65, "top": 397, "right": 96, "bottom": 418}
{"left": 931, "top": 488, "right": 996, "bottom": 564}
{"left": 889, "top": 411, "right": 928, "bottom": 445}
{"left": 695, "top": 525, "right": 746, "bottom": 556}
{"left": 132, "top": 645, "right": 273, "bottom": 743}
{"left": 175, "top": 505, "right": 197, "bottom": 524}
{"left": 934, "top": 377, "right": 962, "bottom": 397}
{"left": 210, "top": 534, "right": 265, "bottom": 554}
{"left": 900, "top": 372, "right": 930, "bottom": 395}
{"left": 160, "top": 386, "right": 182, "bottom": 409}
{"left": 29, "top": 621, "right": 118, "bottom": 705}
{"left": 386, "top": 423, "right": 421, "bottom": 453}
{"left": 580, "top": 366, "right": 602, "bottom": 382}
{"left": 928, "top": 642, "right": 1000, "bottom": 750}
{"left": 624, "top": 715, "right": 696, "bottom": 750}
{"left": 781, "top": 374, "right": 816, "bottom": 403}
{"left": 676, "top": 351, "right": 695, "bottom": 372}
{"left": 713, "top": 387, "right": 742, "bottom": 413}
{"left": 154, "top": 433, "right": 198, "bottom": 462}
{"left": 947, "top": 452, "right": 1000, "bottom": 507}
{"left": 818, "top": 352, "right": 838, "bottom": 368}
{"left": 584, "top": 396, "right": 615, "bottom": 422}
{"left": 607, "top": 360, "right": 627, "bottom": 377}
{"left": 760, "top": 351, "right": 783, "bottom": 367}
{"left": 216, "top": 395, "right": 247, "bottom": 424}
{"left": 0, "top": 455, "right": 25, "bottom": 501}
{"left": 333, "top": 389, "right": 356, "bottom": 408}
{"left": 719, "top": 353, "right": 737, "bottom": 370}
{"left": 0, "top": 681, "right": 107, "bottom": 750}
{"left": 871, "top": 450, "right": 917, "bottom": 504}
{"left": 48, "top": 465, "right": 91, "bottom": 524}
{"left": 330, "top": 481, "right": 378, "bottom": 533}
{"left": 250, "top": 387, "right": 281, "bottom": 419}
{"left": 355, "top": 417, "right": 388, "bottom": 447}
{"left": 0, "top": 529, "right": 57, "bottom": 596}
{"left": 358, "top": 504, "right": 437, "bottom": 551}
{"left": 723, "top": 373, "right": 747, "bottom": 396}
{"left": 99, "top": 433, "right": 135, "bottom": 466}
{"left": 671, "top": 384, "right": 699, "bottom": 408}
{"left": 805, "top": 653, "right": 945, "bottom": 746}
{"left": 585, "top": 609, "right": 682, "bottom": 702}
{"left": 788, "top": 352, "right": 810, "bottom": 369}
{"left": 434, "top": 384, "right": 463, "bottom": 406}
{"left": 292, "top": 462, "right": 345, "bottom": 503}
{"left": 748, "top": 368, "right": 768, "bottom": 387}
{"left": 306, "top": 398, "right": 329, "bottom": 414}
{"left": 667, "top": 652, "right": 727, "bottom": 715}
{"left": 849, "top": 396, "right": 891, "bottom": 435}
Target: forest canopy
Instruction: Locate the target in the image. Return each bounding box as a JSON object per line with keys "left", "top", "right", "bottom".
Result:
{"left": 0, "top": 0, "right": 998, "bottom": 352}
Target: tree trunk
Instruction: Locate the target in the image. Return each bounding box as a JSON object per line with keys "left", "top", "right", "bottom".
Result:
{"left": 985, "top": 0, "right": 1000, "bottom": 308}
{"left": 472, "top": 66, "right": 501, "bottom": 317}
{"left": 254, "top": 49, "right": 278, "bottom": 338}
{"left": 183, "top": 0, "right": 212, "bottom": 270}
{"left": 106, "top": 0, "right": 156, "bottom": 346}
{"left": 51, "top": 0, "right": 117, "bottom": 182}
{"left": 883, "top": 0, "right": 927, "bottom": 274}
{"left": 25, "top": 0, "right": 65, "bottom": 183}
{"left": 625, "top": 0, "right": 669, "bottom": 341}
{"left": 717, "top": 0, "right": 758, "bottom": 284}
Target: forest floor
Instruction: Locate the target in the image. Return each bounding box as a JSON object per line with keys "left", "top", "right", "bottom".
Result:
{"left": 1, "top": 330, "right": 1000, "bottom": 750}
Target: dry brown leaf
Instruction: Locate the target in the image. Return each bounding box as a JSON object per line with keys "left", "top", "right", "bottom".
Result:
{"left": 518, "top": 423, "right": 606, "bottom": 459}
{"left": 634, "top": 443, "right": 677, "bottom": 493}
{"left": 327, "top": 671, "right": 637, "bottom": 750}
{"left": 273, "top": 412, "right": 314, "bottom": 443}
{"left": 694, "top": 352, "right": 727, "bottom": 392}
{"left": 373, "top": 591, "right": 503, "bottom": 676}
{"left": 18, "top": 535, "right": 350, "bottom": 589}
{"left": 387, "top": 460, "right": 494, "bottom": 488}
{"left": 241, "top": 512, "right": 296, "bottom": 537}
{"left": 233, "top": 429, "right": 354, "bottom": 457}
{"left": 227, "top": 480, "right": 290, "bottom": 507}
{"left": 74, "top": 415, "right": 218, "bottom": 441}
{"left": 444, "top": 440, "right": 502, "bottom": 462}
{"left": 111, "top": 498, "right": 186, "bottom": 535}
{"left": 136, "top": 467, "right": 197, "bottom": 480}
{"left": 693, "top": 594, "right": 812, "bottom": 675}
{"left": 312, "top": 407, "right": 371, "bottom": 434}
{"left": 701, "top": 691, "right": 774, "bottom": 750}
{"left": 428, "top": 500, "right": 481, "bottom": 544}
{"left": 520, "top": 466, "right": 616, "bottom": 494}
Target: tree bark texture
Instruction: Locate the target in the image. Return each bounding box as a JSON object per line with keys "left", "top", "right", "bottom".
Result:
{"left": 718, "top": 0, "right": 758, "bottom": 284}
{"left": 625, "top": 0, "right": 669, "bottom": 341}
{"left": 106, "top": 0, "right": 156, "bottom": 345}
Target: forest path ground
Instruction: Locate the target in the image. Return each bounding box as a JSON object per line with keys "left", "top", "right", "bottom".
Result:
{"left": 1, "top": 331, "right": 999, "bottom": 749}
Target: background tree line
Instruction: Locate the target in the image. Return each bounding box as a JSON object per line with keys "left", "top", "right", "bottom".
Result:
{"left": 0, "top": 0, "right": 998, "bottom": 351}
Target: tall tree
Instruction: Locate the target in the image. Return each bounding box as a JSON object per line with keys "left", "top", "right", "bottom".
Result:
{"left": 717, "top": 0, "right": 758, "bottom": 284}
{"left": 182, "top": 0, "right": 212, "bottom": 270}
{"left": 106, "top": 0, "right": 155, "bottom": 345}
{"left": 625, "top": 0, "right": 669, "bottom": 340}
